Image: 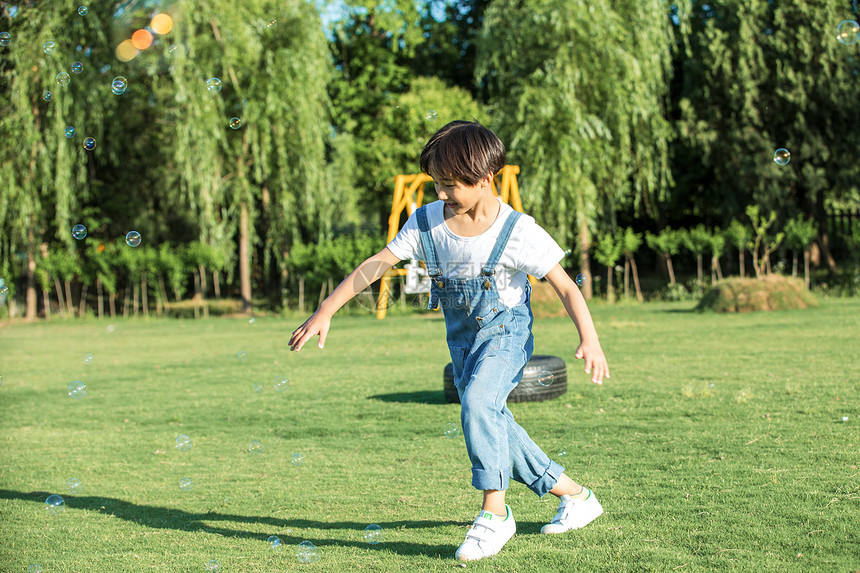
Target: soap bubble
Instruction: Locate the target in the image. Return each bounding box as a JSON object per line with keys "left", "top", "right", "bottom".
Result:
{"left": 537, "top": 370, "right": 554, "bottom": 387}
{"left": 291, "top": 452, "right": 304, "bottom": 467}
{"left": 249, "top": 440, "right": 263, "bottom": 454}
{"left": 297, "top": 540, "right": 320, "bottom": 563}
{"left": 43, "top": 41, "right": 56, "bottom": 54}
{"left": 176, "top": 434, "right": 192, "bottom": 452}
{"left": 267, "top": 535, "right": 283, "bottom": 549}
{"left": 125, "top": 231, "right": 141, "bottom": 247}
{"left": 83, "top": 137, "right": 96, "bottom": 151}
{"left": 68, "top": 380, "right": 86, "bottom": 399}
{"left": 0, "top": 32, "right": 10, "bottom": 46}
{"left": 179, "top": 477, "right": 193, "bottom": 491}
{"left": 66, "top": 477, "right": 82, "bottom": 493}
{"left": 842, "top": 416, "right": 849, "bottom": 422}
{"left": 45, "top": 494, "right": 65, "bottom": 515}
{"left": 363, "top": 524, "right": 383, "bottom": 544}
{"left": 72, "top": 224, "right": 87, "bottom": 239}
{"left": 425, "top": 109, "right": 437, "bottom": 121}
{"left": 168, "top": 44, "right": 178, "bottom": 54}
{"left": 111, "top": 76, "right": 128, "bottom": 95}
{"left": 0, "top": 286, "right": 7, "bottom": 297}
{"left": 206, "top": 559, "right": 220, "bottom": 572}
{"left": 207, "top": 78, "right": 222, "bottom": 93}
{"left": 42, "top": 90, "right": 52, "bottom": 101}
{"left": 64, "top": 126, "right": 76, "bottom": 138}
{"left": 82, "top": 352, "right": 94, "bottom": 364}
{"left": 773, "top": 148, "right": 791, "bottom": 165}
{"left": 229, "top": 117, "right": 242, "bottom": 129}
{"left": 71, "top": 61, "right": 83, "bottom": 74}
{"left": 558, "top": 449, "right": 567, "bottom": 457}
{"left": 28, "top": 566, "right": 43, "bottom": 573}
{"left": 273, "top": 375, "right": 289, "bottom": 392}
{"left": 837, "top": 20, "right": 860, "bottom": 45}
{"left": 248, "top": 318, "right": 256, "bottom": 324}
{"left": 575, "top": 273, "right": 587, "bottom": 287}
{"left": 56, "top": 72, "right": 70, "bottom": 86}
{"left": 443, "top": 422, "right": 459, "bottom": 438}
{"left": 236, "top": 350, "right": 247, "bottom": 361}
{"left": 78, "top": 6, "right": 89, "bottom": 16}
{"left": 253, "top": 383, "right": 264, "bottom": 394}
{"left": 267, "top": 19, "right": 277, "bottom": 28}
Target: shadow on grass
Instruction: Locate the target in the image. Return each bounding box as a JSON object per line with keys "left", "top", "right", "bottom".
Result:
{"left": 368, "top": 390, "right": 448, "bottom": 404}
{"left": 0, "top": 489, "right": 458, "bottom": 559}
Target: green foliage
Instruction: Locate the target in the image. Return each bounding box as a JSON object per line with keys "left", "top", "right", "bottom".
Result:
{"left": 682, "top": 224, "right": 712, "bottom": 257}
{"left": 619, "top": 227, "right": 642, "bottom": 258}
{"left": 593, "top": 231, "right": 622, "bottom": 268}
{"left": 724, "top": 219, "right": 751, "bottom": 251}
{"left": 783, "top": 214, "right": 818, "bottom": 251}
{"left": 709, "top": 228, "right": 726, "bottom": 259}
{"left": 476, "top": 0, "right": 675, "bottom": 245}
{"left": 645, "top": 227, "right": 683, "bottom": 256}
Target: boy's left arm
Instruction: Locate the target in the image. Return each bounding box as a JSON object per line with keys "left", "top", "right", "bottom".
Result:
{"left": 543, "top": 264, "right": 610, "bottom": 384}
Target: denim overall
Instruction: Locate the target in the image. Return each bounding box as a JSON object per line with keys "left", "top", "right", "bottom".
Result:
{"left": 417, "top": 206, "right": 565, "bottom": 495}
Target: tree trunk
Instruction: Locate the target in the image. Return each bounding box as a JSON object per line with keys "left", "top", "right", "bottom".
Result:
{"left": 41, "top": 287, "right": 51, "bottom": 319}
{"left": 133, "top": 282, "right": 139, "bottom": 317}
{"left": 578, "top": 219, "right": 593, "bottom": 300}
{"left": 198, "top": 264, "right": 208, "bottom": 298}
{"left": 123, "top": 284, "right": 130, "bottom": 318}
{"left": 96, "top": 278, "right": 103, "bottom": 319}
{"left": 629, "top": 256, "right": 644, "bottom": 302}
{"left": 665, "top": 254, "right": 676, "bottom": 285}
{"left": 193, "top": 272, "right": 201, "bottom": 319}
{"left": 696, "top": 254, "right": 703, "bottom": 291}
{"left": 239, "top": 201, "right": 252, "bottom": 313}
{"left": 141, "top": 275, "right": 148, "bottom": 317}
{"left": 623, "top": 259, "right": 630, "bottom": 299}
{"left": 803, "top": 249, "right": 810, "bottom": 290}
{"left": 606, "top": 265, "right": 614, "bottom": 302}
{"left": 78, "top": 284, "right": 88, "bottom": 317}
{"left": 158, "top": 275, "right": 170, "bottom": 312}
{"left": 715, "top": 258, "right": 723, "bottom": 281}
{"left": 792, "top": 252, "right": 798, "bottom": 278}
{"left": 213, "top": 270, "right": 221, "bottom": 300}
{"left": 64, "top": 279, "right": 74, "bottom": 317}
{"left": 739, "top": 249, "right": 745, "bottom": 279}
{"left": 109, "top": 292, "right": 116, "bottom": 318}
{"left": 26, "top": 224, "right": 38, "bottom": 320}
{"left": 318, "top": 279, "right": 328, "bottom": 308}
{"left": 298, "top": 276, "right": 305, "bottom": 313}
{"left": 54, "top": 277, "right": 66, "bottom": 316}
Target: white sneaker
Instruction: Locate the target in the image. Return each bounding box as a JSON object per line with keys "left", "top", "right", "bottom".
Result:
{"left": 455, "top": 505, "right": 516, "bottom": 562}
{"left": 541, "top": 491, "right": 603, "bottom": 534}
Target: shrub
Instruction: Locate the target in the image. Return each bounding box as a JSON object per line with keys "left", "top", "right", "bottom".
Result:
{"left": 696, "top": 275, "right": 817, "bottom": 313}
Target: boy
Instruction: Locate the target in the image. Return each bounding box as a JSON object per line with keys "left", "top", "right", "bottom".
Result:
{"left": 289, "top": 120, "right": 610, "bottom": 562}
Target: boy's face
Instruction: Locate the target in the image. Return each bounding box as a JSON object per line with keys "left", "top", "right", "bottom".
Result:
{"left": 431, "top": 172, "right": 494, "bottom": 215}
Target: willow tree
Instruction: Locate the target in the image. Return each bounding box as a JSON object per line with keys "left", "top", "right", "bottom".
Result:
{"left": 165, "top": 0, "right": 333, "bottom": 312}
{"left": 475, "top": 0, "right": 675, "bottom": 298}
{"left": 0, "top": 6, "right": 115, "bottom": 319}
{"left": 675, "top": 0, "right": 860, "bottom": 271}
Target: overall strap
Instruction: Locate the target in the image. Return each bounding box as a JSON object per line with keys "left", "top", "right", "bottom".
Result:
{"left": 416, "top": 205, "right": 442, "bottom": 279}
{"left": 482, "top": 211, "right": 522, "bottom": 276}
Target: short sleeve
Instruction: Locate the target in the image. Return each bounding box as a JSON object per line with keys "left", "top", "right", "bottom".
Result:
{"left": 511, "top": 217, "right": 565, "bottom": 279}
{"left": 385, "top": 211, "right": 422, "bottom": 262}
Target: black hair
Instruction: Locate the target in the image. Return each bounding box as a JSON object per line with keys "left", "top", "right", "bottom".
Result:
{"left": 419, "top": 120, "right": 506, "bottom": 185}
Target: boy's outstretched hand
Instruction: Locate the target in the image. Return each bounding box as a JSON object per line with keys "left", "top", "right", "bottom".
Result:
{"left": 289, "top": 309, "right": 331, "bottom": 352}
{"left": 575, "top": 340, "right": 610, "bottom": 385}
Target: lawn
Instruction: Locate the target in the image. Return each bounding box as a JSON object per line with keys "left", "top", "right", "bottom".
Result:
{"left": 1, "top": 298, "right": 858, "bottom": 572}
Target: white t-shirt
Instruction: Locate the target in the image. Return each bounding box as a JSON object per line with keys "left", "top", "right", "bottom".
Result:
{"left": 386, "top": 198, "right": 565, "bottom": 307}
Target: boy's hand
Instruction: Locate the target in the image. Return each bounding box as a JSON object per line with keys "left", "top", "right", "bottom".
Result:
{"left": 289, "top": 309, "right": 331, "bottom": 352}
{"left": 575, "top": 341, "right": 610, "bottom": 385}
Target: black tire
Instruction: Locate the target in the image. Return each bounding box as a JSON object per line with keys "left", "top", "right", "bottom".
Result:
{"left": 443, "top": 354, "right": 567, "bottom": 404}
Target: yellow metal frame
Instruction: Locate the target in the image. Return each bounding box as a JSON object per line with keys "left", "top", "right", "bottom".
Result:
{"left": 377, "top": 165, "right": 531, "bottom": 319}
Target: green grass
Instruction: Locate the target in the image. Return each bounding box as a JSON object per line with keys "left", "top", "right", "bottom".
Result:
{"left": 1, "top": 299, "right": 859, "bottom": 572}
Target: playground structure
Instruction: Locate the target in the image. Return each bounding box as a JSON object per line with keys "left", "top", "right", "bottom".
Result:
{"left": 376, "top": 165, "right": 528, "bottom": 319}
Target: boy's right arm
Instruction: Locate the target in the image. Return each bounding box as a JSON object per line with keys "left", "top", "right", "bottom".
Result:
{"left": 288, "top": 247, "right": 401, "bottom": 352}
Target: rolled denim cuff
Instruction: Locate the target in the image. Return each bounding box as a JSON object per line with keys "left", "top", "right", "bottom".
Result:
{"left": 471, "top": 467, "right": 511, "bottom": 492}
{"left": 530, "top": 460, "right": 565, "bottom": 497}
